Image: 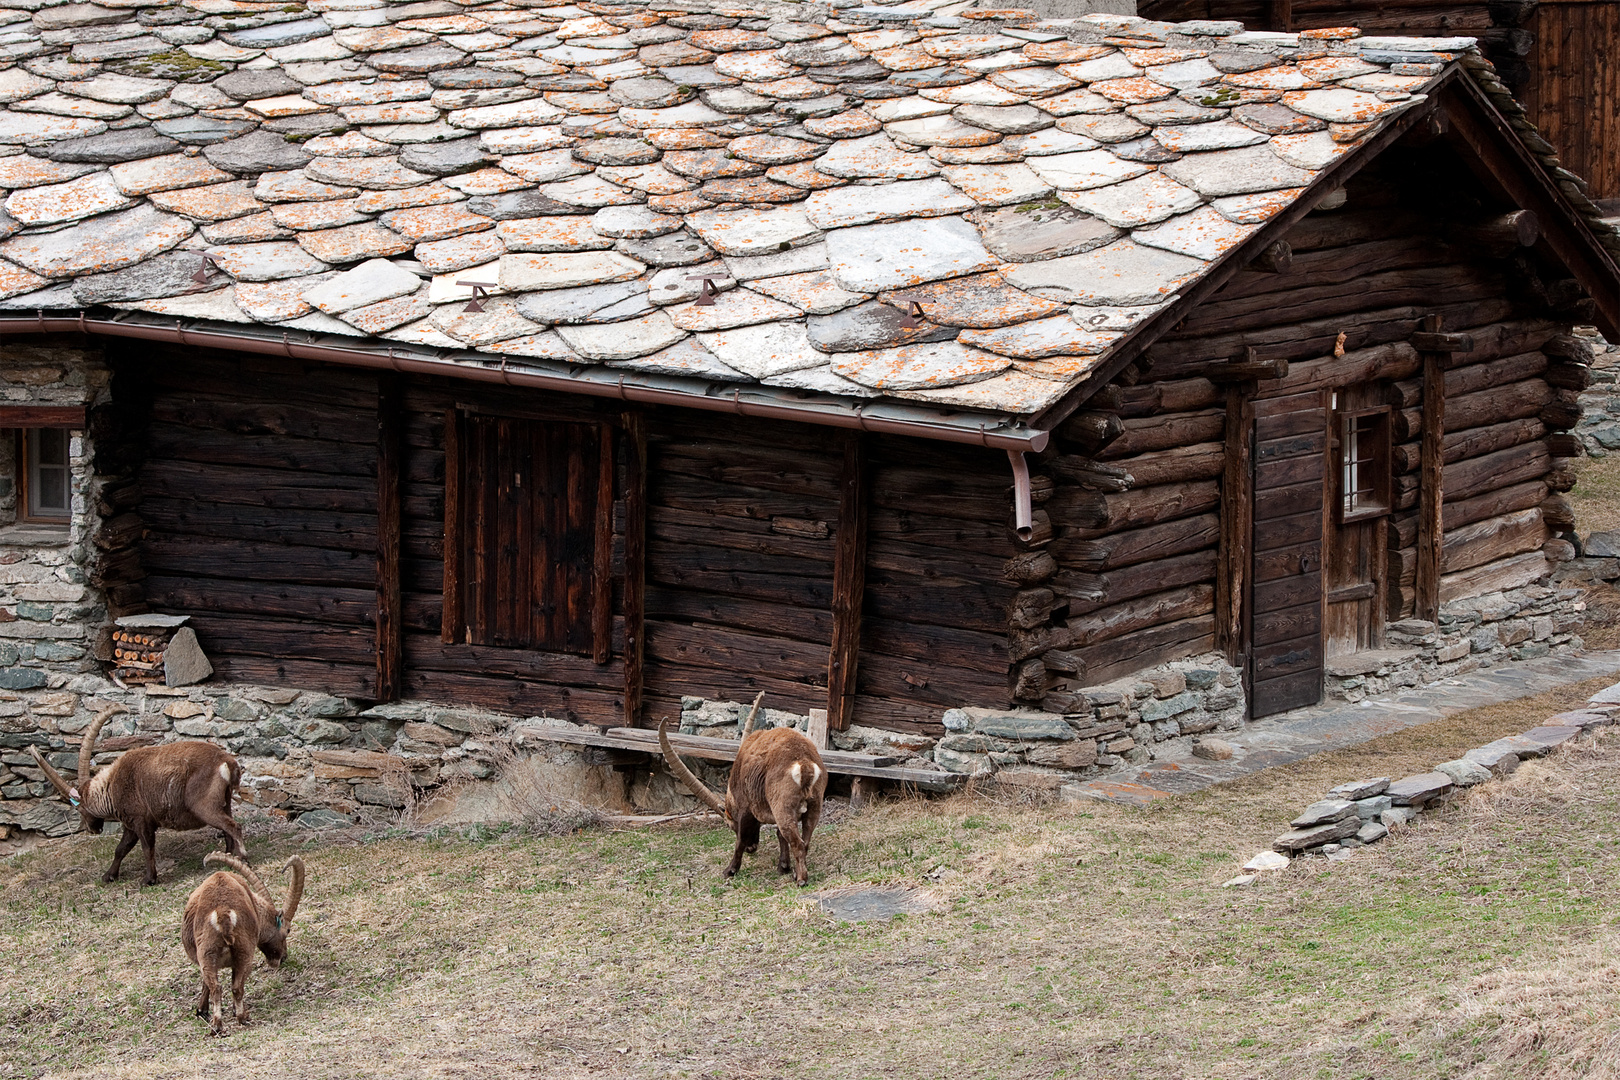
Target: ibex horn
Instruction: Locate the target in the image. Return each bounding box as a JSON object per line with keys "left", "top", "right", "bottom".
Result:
{"left": 204, "top": 851, "right": 274, "bottom": 905}
{"left": 657, "top": 717, "right": 728, "bottom": 820}
{"left": 280, "top": 856, "right": 306, "bottom": 928}
{"left": 738, "top": 691, "right": 765, "bottom": 741}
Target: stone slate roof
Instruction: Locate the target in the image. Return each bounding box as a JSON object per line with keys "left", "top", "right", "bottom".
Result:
{"left": 0, "top": 0, "right": 1593, "bottom": 420}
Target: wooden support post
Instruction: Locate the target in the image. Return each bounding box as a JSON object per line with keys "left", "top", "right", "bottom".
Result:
{"left": 375, "top": 375, "right": 403, "bottom": 701}
{"left": 1216, "top": 382, "right": 1255, "bottom": 666}
{"left": 621, "top": 411, "right": 647, "bottom": 726}
{"left": 807, "top": 707, "right": 829, "bottom": 751}
{"left": 591, "top": 422, "right": 614, "bottom": 665}
{"left": 826, "top": 432, "right": 868, "bottom": 732}
{"left": 441, "top": 408, "right": 463, "bottom": 645}
{"left": 1416, "top": 314, "right": 1447, "bottom": 623}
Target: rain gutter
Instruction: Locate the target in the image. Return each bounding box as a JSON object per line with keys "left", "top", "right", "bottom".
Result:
{"left": 0, "top": 310, "right": 1051, "bottom": 454}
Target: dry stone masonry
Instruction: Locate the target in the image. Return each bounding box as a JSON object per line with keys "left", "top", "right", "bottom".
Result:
{"left": 1265, "top": 689, "right": 1613, "bottom": 862}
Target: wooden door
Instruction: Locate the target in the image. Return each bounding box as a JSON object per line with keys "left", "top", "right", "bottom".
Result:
{"left": 1249, "top": 393, "right": 1326, "bottom": 718}
{"left": 460, "top": 415, "right": 605, "bottom": 655}
{"left": 1324, "top": 386, "right": 1391, "bottom": 655}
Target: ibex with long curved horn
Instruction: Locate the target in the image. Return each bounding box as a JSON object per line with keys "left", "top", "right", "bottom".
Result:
{"left": 181, "top": 851, "right": 305, "bottom": 1036}
{"left": 28, "top": 703, "right": 246, "bottom": 885}
{"left": 659, "top": 693, "right": 828, "bottom": 886}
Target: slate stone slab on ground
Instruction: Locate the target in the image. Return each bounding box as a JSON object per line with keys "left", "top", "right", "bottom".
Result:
{"left": 813, "top": 885, "right": 936, "bottom": 922}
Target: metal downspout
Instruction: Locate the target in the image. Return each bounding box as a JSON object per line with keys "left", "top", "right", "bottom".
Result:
{"left": 1006, "top": 449, "right": 1033, "bottom": 542}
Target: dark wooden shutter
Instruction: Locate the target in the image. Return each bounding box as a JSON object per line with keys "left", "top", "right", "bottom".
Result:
{"left": 459, "top": 415, "right": 604, "bottom": 655}
{"left": 1248, "top": 394, "right": 1326, "bottom": 718}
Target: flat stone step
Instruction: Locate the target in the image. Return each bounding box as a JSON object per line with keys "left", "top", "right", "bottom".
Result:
{"left": 1323, "top": 648, "right": 1421, "bottom": 678}
{"left": 1519, "top": 724, "right": 1582, "bottom": 751}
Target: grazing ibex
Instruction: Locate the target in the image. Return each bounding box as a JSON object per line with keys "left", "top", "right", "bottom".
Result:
{"left": 659, "top": 694, "right": 828, "bottom": 886}
{"left": 28, "top": 703, "right": 245, "bottom": 885}
{"left": 182, "top": 851, "right": 304, "bottom": 1036}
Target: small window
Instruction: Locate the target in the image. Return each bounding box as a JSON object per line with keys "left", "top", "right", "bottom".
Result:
{"left": 1337, "top": 407, "right": 1391, "bottom": 522}
{"left": 20, "top": 428, "right": 71, "bottom": 523}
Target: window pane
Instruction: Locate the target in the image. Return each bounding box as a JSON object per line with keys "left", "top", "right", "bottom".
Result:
{"left": 36, "top": 428, "right": 66, "bottom": 466}
{"left": 26, "top": 429, "right": 71, "bottom": 518}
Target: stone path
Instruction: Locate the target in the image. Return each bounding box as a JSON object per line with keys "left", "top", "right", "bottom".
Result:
{"left": 1068, "top": 650, "right": 1620, "bottom": 805}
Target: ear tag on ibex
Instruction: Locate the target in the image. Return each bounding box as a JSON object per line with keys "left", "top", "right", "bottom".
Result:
{"left": 68, "top": 786, "right": 80, "bottom": 807}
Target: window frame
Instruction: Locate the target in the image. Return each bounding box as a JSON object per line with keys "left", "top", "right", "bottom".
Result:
{"left": 16, "top": 427, "right": 72, "bottom": 525}
{"left": 1335, "top": 405, "right": 1393, "bottom": 524}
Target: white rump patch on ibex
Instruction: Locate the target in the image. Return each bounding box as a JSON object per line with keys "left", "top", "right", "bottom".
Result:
{"left": 790, "top": 762, "right": 802, "bottom": 787}
{"left": 218, "top": 763, "right": 232, "bottom": 783}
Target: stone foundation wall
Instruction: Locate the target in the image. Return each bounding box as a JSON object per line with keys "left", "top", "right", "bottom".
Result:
{"left": 677, "top": 654, "right": 1248, "bottom": 794}
{"left": 0, "top": 343, "right": 112, "bottom": 694}
{"left": 1576, "top": 329, "right": 1620, "bottom": 458}
{"left": 1322, "top": 581, "right": 1599, "bottom": 702}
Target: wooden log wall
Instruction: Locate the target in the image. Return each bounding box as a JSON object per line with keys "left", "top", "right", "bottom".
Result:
{"left": 637, "top": 412, "right": 840, "bottom": 723}
{"left": 132, "top": 349, "right": 382, "bottom": 697}
{"left": 1033, "top": 377, "right": 1222, "bottom": 689}
{"left": 859, "top": 435, "right": 1017, "bottom": 731}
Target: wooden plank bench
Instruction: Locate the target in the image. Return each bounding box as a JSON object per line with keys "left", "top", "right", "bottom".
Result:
{"left": 514, "top": 723, "right": 965, "bottom": 788}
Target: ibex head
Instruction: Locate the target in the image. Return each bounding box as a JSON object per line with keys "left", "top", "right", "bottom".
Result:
{"left": 28, "top": 704, "right": 124, "bottom": 833}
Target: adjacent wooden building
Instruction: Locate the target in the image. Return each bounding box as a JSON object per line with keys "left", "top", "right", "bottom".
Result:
{"left": 1138, "top": 0, "right": 1620, "bottom": 203}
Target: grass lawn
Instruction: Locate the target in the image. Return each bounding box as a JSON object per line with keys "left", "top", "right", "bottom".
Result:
{"left": 7, "top": 671, "right": 1620, "bottom": 1080}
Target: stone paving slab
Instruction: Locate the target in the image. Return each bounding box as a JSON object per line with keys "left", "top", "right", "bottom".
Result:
{"left": 1069, "top": 651, "right": 1620, "bottom": 804}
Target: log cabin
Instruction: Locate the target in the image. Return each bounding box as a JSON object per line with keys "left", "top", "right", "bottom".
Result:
{"left": 1136, "top": 0, "right": 1620, "bottom": 205}
{"left": 0, "top": 0, "right": 1617, "bottom": 799}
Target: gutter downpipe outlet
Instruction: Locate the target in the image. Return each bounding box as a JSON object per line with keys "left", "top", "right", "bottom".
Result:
{"left": 0, "top": 313, "right": 1051, "bottom": 455}
{"left": 1007, "top": 449, "right": 1033, "bottom": 542}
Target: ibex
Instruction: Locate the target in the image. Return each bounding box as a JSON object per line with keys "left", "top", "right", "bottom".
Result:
{"left": 28, "top": 703, "right": 246, "bottom": 885}
{"left": 659, "top": 694, "right": 828, "bottom": 886}
{"left": 182, "top": 851, "right": 305, "bottom": 1036}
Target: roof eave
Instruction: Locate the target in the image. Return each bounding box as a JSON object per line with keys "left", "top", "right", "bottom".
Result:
{"left": 0, "top": 308, "right": 1051, "bottom": 452}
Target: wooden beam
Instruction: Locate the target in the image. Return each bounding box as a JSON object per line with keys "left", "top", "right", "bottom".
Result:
{"left": 0, "top": 405, "right": 86, "bottom": 428}
{"left": 1442, "top": 76, "right": 1620, "bottom": 339}
{"left": 1416, "top": 315, "right": 1447, "bottom": 622}
{"left": 826, "top": 431, "right": 869, "bottom": 732}
{"left": 621, "top": 410, "right": 647, "bottom": 726}
{"left": 1216, "top": 383, "right": 1254, "bottom": 665}
{"left": 440, "top": 408, "right": 463, "bottom": 645}
{"left": 375, "top": 375, "right": 403, "bottom": 700}
{"left": 591, "top": 421, "right": 614, "bottom": 665}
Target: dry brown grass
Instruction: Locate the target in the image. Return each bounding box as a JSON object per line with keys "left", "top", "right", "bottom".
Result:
{"left": 8, "top": 673, "right": 1620, "bottom": 1079}
{"left": 1573, "top": 451, "right": 1620, "bottom": 538}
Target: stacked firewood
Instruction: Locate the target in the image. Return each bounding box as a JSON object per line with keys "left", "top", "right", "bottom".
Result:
{"left": 112, "top": 627, "right": 176, "bottom": 684}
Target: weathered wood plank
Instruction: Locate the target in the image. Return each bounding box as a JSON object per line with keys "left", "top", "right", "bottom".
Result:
{"left": 1417, "top": 316, "right": 1445, "bottom": 621}
{"left": 827, "top": 433, "right": 868, "bottom": 732}
{"left": 621, "top": 410, "right": 647, "bottom": 725}
{"left": 376, "top": 374, "right": 403, "bottom": 700}
{"left": 1217, "top": 385, "right": 1253, "bottom": 663}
